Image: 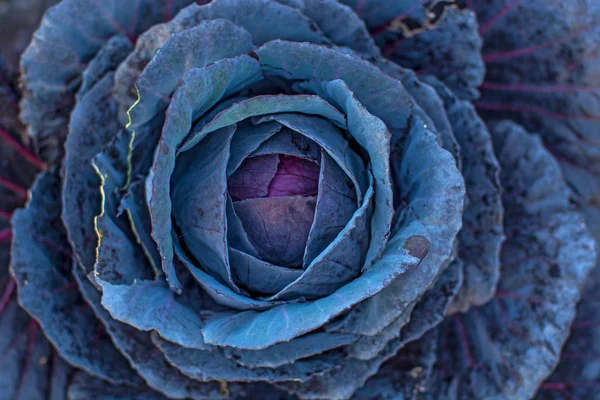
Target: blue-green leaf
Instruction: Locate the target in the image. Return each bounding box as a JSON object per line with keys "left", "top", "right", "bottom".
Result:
{"left": 200, "top": 216, "right": 429, "bottom": 349}
{"left": 152, "top": 333, "right": 342, "bottom": 382}
{"left": 328, "top": 117, "right": 464, "bottom": 337}
{"left": 76, "top": 35, "right": 132, "bottom": 102}
{"left": 428, "top": 121, "right": 596, "bottom": 400}
{"left": 11, "top": 170, "right": 140, "bottom": 385}
{"left": 93, "top": 129, "right": 155, "bottom": 285}
{"left": 144, "top": 55, "right": 262, "bottom": 293}
{"left": 303, "top": 150, "right": 359, "bottom": 267}
{"left": 171, "top": 126, "right": 239, "bottom": 290}
{"left": 97, "top": 277, "right": 209, "bottom": 351}
{"left": 20, "top": 0, "right": 194, "bottom": 163}
{"left": 181, "top": 94, "right": 347, "bottom": 152}
{"left": 257, "top": 40, "right": 413, "bottom": 140}
{"left": 74, "top": 267, "right": 225, "bottom": 400}
{"left": 128, "top": 19, "right": 253, "bottom": 131}
{"left": 375, "top": 8, "right": 485, "bottom": 100}
{"left": 298, "top": 80, "right": 393, "bottom": 270}
{"left": 224, "top": 331, "right": 357, "bottom": 369}
{"left": 229, "top": 248, "right": 303, "bottom": 295}
{"left": 293, "top": 0, "right": 379, "bottom": 57}
{"left": 425, "top": 77, "right": 504, "bottom": 313}
{"left": 63, "top": 74, "right": 121, "bottom": 273}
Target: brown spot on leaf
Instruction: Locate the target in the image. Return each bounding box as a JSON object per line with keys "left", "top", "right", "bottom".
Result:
{"left": 403, "top": 235, "right": 430, "bottom": 259}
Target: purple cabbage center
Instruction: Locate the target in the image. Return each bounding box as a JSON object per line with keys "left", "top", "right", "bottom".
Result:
{"left": 227, "top": 154, "right": 321, "bottom": 267}
{"left": 228, "top": 154, "right": 320, "bottom": 201}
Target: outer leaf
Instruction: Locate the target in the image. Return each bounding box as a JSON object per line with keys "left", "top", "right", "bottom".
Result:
{"left": 327, "top": 119, "right": 464, "bottom": 337}
{"left": 67, "top": 371, "right": 167, "bottom": 400}
{"left": 64, "top": 37, "right": 135, "bottom": 274}
{"left": 375, "top": 7, "right": 485, "bottom": 100}
{"left": 97, "top": 277, "right": 208, "bottom": 351}
{"left": 534, "top": 256, "right": 600, "bottom": 400}
{"left": 48, "top": 356, "right": 72, "bottom": 400}
{"left": 184, "top": 0, "right": 330, "bottom": 46}
{"left": 152, "top": 333, "right": 342, "bottom": 383}
{"left": 0, "top": 296, "right": 71, "bottom": 400}
{"left": 425, "top": 76, "right": 504, "bottom": 313}
{"left": 20, "top": 0, "right": 194, "bottom": 163}
{"left": 470, "top": 0, "right": 600, "bottom": 205}
{"left": 280, "top": 329, "right": 440, "bottom": 400}
{"left": 119, "top": 181, "right": 162, "bottom": 276}
{"left": 127, "top": 19, "right": 253, "bottom": 131}
{"left": 76, "top": 35, "right": 132, "bottom": 101}
{"left": 276, "top": 250, "right": 462, "bottom": 400}
{"left": 376, "top": 60, "right": 460, "bottom": 169}
{"left": 0, "top": 56, "right": 40, "bottom": 241}
{"left": 345, "top": 258, "right": 463, "bottom": 360}
{"left": 336, "top": 0, "right": 428, "bottom": 30}
{"left": 10, "top": 170, "right": 140, "bottom": 385}
{"left": 93, "top": 129, "right": 155, "bottom": 284}
{"left": 298, "top": 79, "right": 393, "bottom": 270}
{"left": 386, "top": 258, "right": 462, "bottom": 347}
{"left": 428, "top": 121, "right": 596, "bottom": 399}
{"left": 114, "top": 0, "right": 330, "bottom": 116}
{"left": 62, "top": 73, "right": 122, "bottom": 273}
{"left": 292, "top": 0, "right": 380, "bottom": 57}
{"left": 74, "top": 267, "right": 227, "bottom": 400}
{"left": 353, "top": 330, "right": 439, "bottom": 400}
{"left": 181, "top": 95, "right": 347, "bottom": 152}
{"left": 533, "top": 179, "right": 600, "bottom": 399}
{"left": 256, "top": 40, "right": 413, "bottom": 141}
{"left": 0, "top": 60, "right": 70, "bottom": 400}
{"left": 224, "top": 331, "right": 357, "bottom": 369}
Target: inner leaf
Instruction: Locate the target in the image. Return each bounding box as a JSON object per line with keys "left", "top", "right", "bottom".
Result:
{"left": 228, "top": 154, "right": 320, "bottom": 201}
{"left": 233, "top": 196, "right": 317, "bottom": 267}
{"left": 228, "top": 152, "right": 320, "bottom": 267}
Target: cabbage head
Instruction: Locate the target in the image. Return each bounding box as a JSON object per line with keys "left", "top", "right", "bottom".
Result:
{"left": 1, "top": 1, "right": 599, "bottom": 399}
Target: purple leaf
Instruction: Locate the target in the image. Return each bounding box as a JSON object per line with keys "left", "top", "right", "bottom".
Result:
{"left": 267, "top": 155, "right": 320, "bottom": 198}
{"left": 228, "top": 154, "right": 279, "bottom": 201}
{"left": 229, "top": 152, "right": 320, "bottom": 201}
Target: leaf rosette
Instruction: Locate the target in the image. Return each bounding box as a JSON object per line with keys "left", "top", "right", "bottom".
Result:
{"left": 5, "top": 0, "right": 598, "bottom": 399}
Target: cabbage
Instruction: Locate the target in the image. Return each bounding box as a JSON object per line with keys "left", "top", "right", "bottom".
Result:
{"left": 0, "top": 1, "right": 598, "bottom": 399}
